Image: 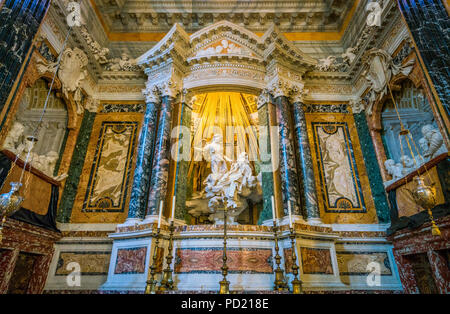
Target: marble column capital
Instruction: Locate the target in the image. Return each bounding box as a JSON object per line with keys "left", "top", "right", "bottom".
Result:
{"left": 266, "top": 78, "right": 292, "bottom": 99}
{"left": 182, "top": 88, "right": 196, "bottom": 107}
{"left": 257, "top": 89, "right": 271, "bottom": 107}
{"left": 349, "top": 97, "right": 366, "bottom": 114}
{"left": 265, "top": 76, "right": 305, "bottom": 102}
{"left": 289, "top": 84, "right": 309, "bottom": 104}
{"left": 159, "top": 77, "right": 182, "bottom": 99}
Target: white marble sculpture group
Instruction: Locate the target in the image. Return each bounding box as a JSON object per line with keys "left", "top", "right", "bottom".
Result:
{"left": 186, "top": 134, "right": 262, "bottom": 224}
{"left": 384, "top": 124, "right": 446, "bottom": 186}
{"left": 2, "top": 121, "right": 67, "bottom": 180}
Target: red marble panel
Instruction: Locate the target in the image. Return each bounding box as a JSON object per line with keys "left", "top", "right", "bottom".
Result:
{"left": 427, "top": 249, "right": 450, "bottom": 294}
{"left": 114, "top": 247, "right": 147, "bottom": 274}
{"left": 300, "top": 247, "right": 333, "bottom": 275}
{"left": 0, "top": 219, "right": 59, "bottom": 294}
{"left": 392, "top": 251, "right": 420, "bottom": 294}
{"left": 28, "top": 254, "right": 53, "bottom": 294}
{"left": 0, "top": 248, "right": 19, "bottom": 293}
{"left": 174, "top": 248, "right": 273, "bottom": 274}
{"left": 283, "top": 248, "right": 294, "bottom": 273}
{"left": 388, "top": 216, "right": 450, "bottom": 294}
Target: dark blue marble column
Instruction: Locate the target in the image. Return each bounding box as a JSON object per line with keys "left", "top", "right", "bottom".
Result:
{"left": 0, "top": 0, "right": 50, "bottom": 127}
{"left": 146, "top": 96, "right": 174, "bottom": 215}
{"left": 292, "top": 102, "right": 320, "bottom": 221}
{"left": 127, "top": 101, "right": 160, "bottom": 220}
{"left": 274, "top": 96, "right": 302, "bottom": 216}
{"left": 397, "top": 0, "right": 450, "bottom": 121}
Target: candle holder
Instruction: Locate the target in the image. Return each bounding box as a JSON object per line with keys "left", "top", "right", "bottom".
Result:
{"left": 219, "top": 208, "right": 230, "bottom": 294}
{"left": 272, "top": 220, "right": 288, "bottom": 291}
{"left": 145, "top": 226, "right": 161, "bottom": 294}
{"left": 158, "top": 220, "right": 175, "bottom": 291}
{"left": 289, "top": 227, "right": 302, "bottom": 294}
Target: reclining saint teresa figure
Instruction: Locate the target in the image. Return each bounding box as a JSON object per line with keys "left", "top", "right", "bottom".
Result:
{"left": 187, "top": 134, "right": 262, "bottom": 224}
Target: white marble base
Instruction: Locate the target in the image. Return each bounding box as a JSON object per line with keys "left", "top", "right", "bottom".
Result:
{"left": 99, "top": 223, "right": 403, "bottom": 293}
{"left": 44, "top": 237, "right": 113, "bottom": 291}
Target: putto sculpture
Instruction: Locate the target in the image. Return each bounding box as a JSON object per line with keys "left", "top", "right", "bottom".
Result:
{"left": 384, "top": 159, "right": 404, "bottom": 186}
{"left": 2, "top": 121, "right": 25, "bottom": 154}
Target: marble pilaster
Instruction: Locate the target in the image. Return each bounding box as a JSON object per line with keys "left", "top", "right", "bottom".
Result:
{"left": 0, "top": 0, "right": 50, "bottom": 122}
{"left": 57, "top": 110, "right": 96, "bottom": 223}
{"left": 397, "top": 0, "right": 450, "bottom": 119}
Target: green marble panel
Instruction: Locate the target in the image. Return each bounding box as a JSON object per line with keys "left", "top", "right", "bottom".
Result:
{"left": 57, "top": 111, "right": 96, "bottom": 223}
{"left": 353, "top": 113, "right": 390, "bottom": 223}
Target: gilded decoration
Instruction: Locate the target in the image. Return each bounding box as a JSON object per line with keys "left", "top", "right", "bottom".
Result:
{"left": 70, "top": 110, "right": 142, "bottom": 223}
{"left": 0, "top": 166, "right": 52, "bottom": 216}
{"left": 306, "top": 110, "right": 378, "bottom": 224}
{"left": 394, "top": 167, "right": 445, "bottom": 218}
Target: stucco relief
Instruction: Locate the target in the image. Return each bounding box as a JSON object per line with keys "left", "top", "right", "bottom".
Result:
{"left": 36, "top": 47, "right": 89, "bottom": 114}
{"left": 362, "top": 48, "right": 414, "bottom": 115}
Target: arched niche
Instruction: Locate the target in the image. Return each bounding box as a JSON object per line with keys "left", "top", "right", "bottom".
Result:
{"left": 380, "top": 79, "right": 440, "bottom": 162}
{"left": 370, "top": 73, "right": 448, "bottom": 183}
{"left": 16, "top": 78, "right": 68, "bottom": 157}
{"left": 2, "top": 74, "right": 73, "bottom": 178}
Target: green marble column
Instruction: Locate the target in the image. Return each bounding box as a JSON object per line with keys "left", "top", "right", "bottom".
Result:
{"left": 174, "top": 101, "right": 192, "bottom": 222}
{"left": 257, "top": 96, "right": 275, "bottom": 224}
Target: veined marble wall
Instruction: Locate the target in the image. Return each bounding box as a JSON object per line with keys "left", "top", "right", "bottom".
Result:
{"left": 70, "top": 103, "right": 143, "bottom": 223}
{"left": 305, "top": 105, "right": 378, "bottom": 224}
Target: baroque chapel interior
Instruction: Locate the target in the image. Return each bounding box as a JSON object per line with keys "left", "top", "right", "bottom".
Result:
{"left": 0, "top": 0, "right": 448, "bottom": 295}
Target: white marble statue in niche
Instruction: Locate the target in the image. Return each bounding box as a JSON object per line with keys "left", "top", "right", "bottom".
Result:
{"left": 380, "top": 79, "right": 448, "bottom": 186}
{"left": 186, "top": 134, "right": 261, "bottom": 224}
{"left": 1, "top": 79, "right": 68, "bottom": 180}
{"left": 383, "top": 124, "right": 447, "bottom": 186}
